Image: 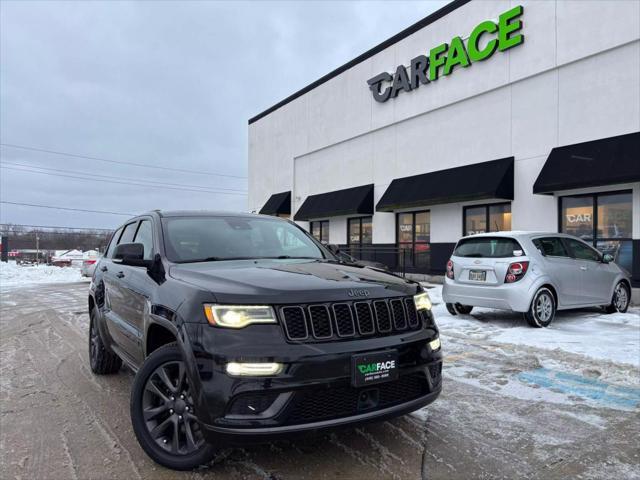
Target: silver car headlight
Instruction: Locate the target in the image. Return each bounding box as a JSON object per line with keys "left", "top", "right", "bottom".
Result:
{"left": 204, "top": 305, "right": 277, "bottom": 328}
{"left": 413, "top": 292, "right": 432, "bottom": 311}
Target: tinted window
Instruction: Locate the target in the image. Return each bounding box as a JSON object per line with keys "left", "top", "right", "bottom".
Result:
{"left": 105, "top": 228, "right": 123, "bottom": 258}
{"left": 464, "top": 206, "right": 486, "bottom": 235}
{"left": 348, "top": 218, "right": 361, "bottom": 245}
{"left": 163, "top": 216, "right": 325, "bottom": 263}
{"left": 134, "top": 220, "right": 154, "bottom": 260}
{"left": 532, "top": 237, "right": 569, "bottom": 257}
{"left": 415, "top": 212, "right": 430, "bottom": 243}
{"left": 361, "top": 217, "right": 372, "bottom": 244}
{"left": 561, "top": 196, "right": 593, "bottom": 240}
{"left": 597, "top": 192, "right": 632, "bottom": 238}
{"left": 488, "top": 204, "right": 511, "bottom": 232}
{"left": 397, "top": 213, "right": 413, "bottom": 243}
{"left": 310, "top": 220, "right": 329, "bottom": 244}
{"left": 566, "top": 239, "right": 601, "bottom": 262}
{"left": 119, "top": 222, "right": 138, "bottom": 244}
{"left": 454, "top": 237, "right": 524, "bottom": 258}
{"left": 348, "top": 217, "right": 372, "bottom": 246}
{"left": 464, "top": 203, "right": 511, "bottom": 236}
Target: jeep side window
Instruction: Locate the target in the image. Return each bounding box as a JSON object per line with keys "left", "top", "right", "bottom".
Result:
{"left": 105, "top": 227, "right": 124, "bottom": 258}
{"left": 134, "top": 220, "right": 154, "bottom": 260}
{"left": 119, "top": 222, "right": 138, "bottom": 245}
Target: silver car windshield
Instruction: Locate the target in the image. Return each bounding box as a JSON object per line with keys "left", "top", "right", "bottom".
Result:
{"left": 454, "top": 237, "right": 524, "bottom": 258}
{"left": 162, "top": 216, "right": 325, "bottom": 263}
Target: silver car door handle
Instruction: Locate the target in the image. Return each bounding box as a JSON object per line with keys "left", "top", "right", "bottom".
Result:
{"left": 580, "top": 266, "right": 588, "bottom": 271}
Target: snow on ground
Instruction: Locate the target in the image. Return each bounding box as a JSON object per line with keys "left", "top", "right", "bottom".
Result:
{"left": 0, "top": 260, "right": 88, "bottom": 289}
{"left": 424, "top": 283, "right": 640, "bottom": 368}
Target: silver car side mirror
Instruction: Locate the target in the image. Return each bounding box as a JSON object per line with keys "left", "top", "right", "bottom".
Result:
{"left": 602, "top": 253, "right": 614, "bottom": 263}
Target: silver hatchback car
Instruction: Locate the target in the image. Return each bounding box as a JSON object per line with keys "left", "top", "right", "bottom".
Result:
{"left": 442, "top": 232, "right": 632, "bottom": 327}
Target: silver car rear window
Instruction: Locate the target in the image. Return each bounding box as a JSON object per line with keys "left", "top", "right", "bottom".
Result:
{"left": 453, "top": 237, "right": 524, "bottom": 258}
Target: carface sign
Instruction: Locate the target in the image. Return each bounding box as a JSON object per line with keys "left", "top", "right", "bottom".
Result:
{"left": 367, "top": 5, "right": 525, "bottom": 102}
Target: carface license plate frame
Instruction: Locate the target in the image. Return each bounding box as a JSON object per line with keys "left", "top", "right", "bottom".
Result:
{"left": 351, "top": 350, "right": 399, "bottom": 388}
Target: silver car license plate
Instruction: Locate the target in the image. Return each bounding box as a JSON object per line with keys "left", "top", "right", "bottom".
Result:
{"left": 469, "top": 270, "right": 486, "bottom": 281}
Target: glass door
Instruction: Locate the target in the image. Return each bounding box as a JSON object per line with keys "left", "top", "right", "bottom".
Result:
{"left": 397, "top": 211, "right": 430, "bottom": 270}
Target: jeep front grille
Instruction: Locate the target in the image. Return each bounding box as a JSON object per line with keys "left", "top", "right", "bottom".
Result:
{"left": 279, "top": 296, "right": 422, "bottom": 342}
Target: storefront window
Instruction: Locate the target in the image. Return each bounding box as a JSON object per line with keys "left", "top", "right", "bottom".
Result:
{"left": 597, "top": 192, "right": 632, "bottom": 239}
{"left": 310, "top": 220, "right": 329, "bottom": 244}
{"left": 464, "top": 206, "right": 486, "bottom": 235}
{"left": 488, "top": 204, "right": 512, "bottom": 232}
{"left": 464, "top": 203, "right": 511, "bottom": 236}
{"left": 397, "top": 211, "right": 430, "bottom": 270}
{"left": 348, "top": 217, "right": 372, "bottom": 246}
{"left": 560, "top": 196, "right": 594, "bottom": 240}
{"left": 560, "top": 191, "right": 632, "bottom": 273}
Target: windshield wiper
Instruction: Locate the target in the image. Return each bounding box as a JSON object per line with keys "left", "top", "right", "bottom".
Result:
{"left": 180, "top": 256, "right": 255, "bottom": 263}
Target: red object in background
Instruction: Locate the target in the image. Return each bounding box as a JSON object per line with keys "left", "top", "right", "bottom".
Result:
{"left": 83, "top": 260, "right": 97, "bottom": 265}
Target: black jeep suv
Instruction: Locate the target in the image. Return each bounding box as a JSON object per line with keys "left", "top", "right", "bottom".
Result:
{"left": 88, "top": 211, "right": 442, "bottom": 470}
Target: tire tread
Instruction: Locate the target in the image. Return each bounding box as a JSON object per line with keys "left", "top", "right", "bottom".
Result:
{"left": 90, "top": 309, "right": 122, "bottom": 374}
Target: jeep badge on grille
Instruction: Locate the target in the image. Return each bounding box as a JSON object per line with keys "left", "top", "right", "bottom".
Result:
{"left": 348, "top": 289, "right": 370, "bottom": 297}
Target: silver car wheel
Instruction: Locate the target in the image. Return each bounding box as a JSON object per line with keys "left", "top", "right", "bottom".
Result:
{"left": 614, "top": 283, "right": 628, "bottom": 311}
{"left": 535, "top": 293, "right": 553, "bottom": 322}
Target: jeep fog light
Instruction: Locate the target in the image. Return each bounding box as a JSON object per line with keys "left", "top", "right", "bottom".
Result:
{"left": 226, "top": 362, "right": 283, "bottom": 376}
{"left": 428, "top": 338, "right": 441, "bottom": 351}
{"left": 414, "top": 292, "right": 432, "bottom": 311}
{"left": 204, "top": 305, "right": 276, "bottom": 328}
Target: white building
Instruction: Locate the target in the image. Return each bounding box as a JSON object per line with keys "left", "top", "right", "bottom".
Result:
{"left": 248, "top": 0, "right": 640, "bottom": 286}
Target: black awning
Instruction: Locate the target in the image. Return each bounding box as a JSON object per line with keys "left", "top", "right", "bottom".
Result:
{"left": 533, "top": 132, "right": 640, "bottom": 194}
{"left": 376, "top": 157, "right": 514, "bottom": 212}
{"left": 294, "top": 184, "right": 374, "bottom": 221}
{"left": 259, "top": 191, "right": 291, "bottom": 216}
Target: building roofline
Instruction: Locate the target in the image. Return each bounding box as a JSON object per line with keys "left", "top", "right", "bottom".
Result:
{"left": 248, "top": 0, "right": 471, "bottom": 125}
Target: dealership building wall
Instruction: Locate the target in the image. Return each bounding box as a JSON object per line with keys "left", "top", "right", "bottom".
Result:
{"left": 248, "top": 0, "right": 640, "bottom": 285}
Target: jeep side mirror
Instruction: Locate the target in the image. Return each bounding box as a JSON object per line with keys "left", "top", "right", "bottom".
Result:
{"left": 113, "top": 243, "right": 152, "bottom": 268}
{"left": 602, "top": 253, "right": 614, "bottom": 264}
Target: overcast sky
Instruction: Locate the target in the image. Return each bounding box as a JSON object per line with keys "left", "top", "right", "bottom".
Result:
{"left": 1, "top": 0, "right": 444, "bottom": 230}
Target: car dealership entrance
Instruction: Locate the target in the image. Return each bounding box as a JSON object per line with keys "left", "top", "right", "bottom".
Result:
{"left": 249, "top": 0, "right": 640, "bottom": 286}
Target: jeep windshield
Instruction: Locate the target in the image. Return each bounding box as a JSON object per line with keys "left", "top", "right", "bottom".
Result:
{"left": 162, "top": 216, "right": 326, "bottom": 263}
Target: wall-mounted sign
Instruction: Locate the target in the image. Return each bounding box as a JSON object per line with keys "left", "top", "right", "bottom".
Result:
{"left": 367, "top": 5, "right": 525, "bottom": 102}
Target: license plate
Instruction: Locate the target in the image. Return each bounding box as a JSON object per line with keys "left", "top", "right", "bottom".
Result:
{"left": 469, "top": 270, "right": 486, "bottom": 281}
{"left": 352, "top": 351, "right": 398, "bottom": 387}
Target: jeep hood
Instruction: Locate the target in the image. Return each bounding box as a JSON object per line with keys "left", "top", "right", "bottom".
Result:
{"left": 169, "top": 259, "right": 419, "bottom": 304}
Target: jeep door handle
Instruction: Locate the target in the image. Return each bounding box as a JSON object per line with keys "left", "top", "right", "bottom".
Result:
{"left": 100, "top": 266, "right": 108, "bottom": 272}
{"left": 116, "top": 271, "right": 125, "bottom": 278}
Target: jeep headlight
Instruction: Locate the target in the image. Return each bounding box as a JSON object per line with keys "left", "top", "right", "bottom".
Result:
{"left": 204, "top": 305, "right": 276, "bottom": 328}
{"left": 413, "top": 292, "right": 432, "bottom": 311}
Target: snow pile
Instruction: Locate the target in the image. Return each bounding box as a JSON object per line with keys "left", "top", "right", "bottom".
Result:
{"left": 425, "top": 284, "right": 640, "bottom": 368}
{"left": 0, "top": 260, "right": 87, "bottom": 289}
